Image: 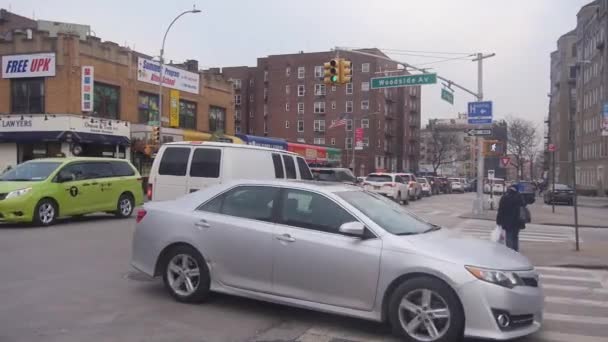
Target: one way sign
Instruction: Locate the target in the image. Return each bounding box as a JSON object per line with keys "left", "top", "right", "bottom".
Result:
{"left": 466, "top": 129, "right": 492, "bottom": 136}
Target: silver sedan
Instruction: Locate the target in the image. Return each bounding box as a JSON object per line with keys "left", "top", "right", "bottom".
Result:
{"left": 131, "top": 180, "right": 543, "bottom": 342}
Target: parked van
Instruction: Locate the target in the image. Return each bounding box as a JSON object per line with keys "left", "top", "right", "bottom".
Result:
{"left": 147, "top": 142, "right": 314, "bottom": 201}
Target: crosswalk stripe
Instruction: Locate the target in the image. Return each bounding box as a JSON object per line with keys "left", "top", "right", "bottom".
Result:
{"left": 536, "top": 266, "right": 599, "bottom": 275}
{"left": 541, "top": 274, "right": 600, "bottom": 282}
{"left": 461, "top": 233, "right": 571, "bottom": 242}
{"left": 460, "top": 228, "right": 572, "bottom": 237}
{"left": 535, "top": 331, "right": 608, "bottom": 342}
{"left": 544, "top": 313, "right": 608, "bottom": 325}
{"left": 542, "top": 283, "right": 608, "bottom": 295}
{"left": 545, "top": 296, "right": 608, "bottom": 308}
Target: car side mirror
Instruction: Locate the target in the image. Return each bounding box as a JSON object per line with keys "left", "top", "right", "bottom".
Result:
{"left": 339, "top": 221, "right": 365, "bottom": 237}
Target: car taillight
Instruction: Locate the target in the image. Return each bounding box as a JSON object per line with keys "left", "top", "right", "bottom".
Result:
{"left": 146, "top": 184, "right": 153, "bottom": 200}
{"left": 136, "top": 209, "right": 147, "bottom": 223}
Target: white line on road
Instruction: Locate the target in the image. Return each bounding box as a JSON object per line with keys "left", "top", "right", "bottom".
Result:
{"left": 534, "top": 331, "right": 608, "bottom": 342}
{"left": 541, "top": 274, "right": 602, "bottom": 283}
{"left": 544, "top": 313, "right": 608, "bottom": 325}
{"left": 542, "top": 283, "right": 608, "bottom": 295}
{"left": 545, "top": 296, "right": 608, "bottom": 308}
{"left": 536, "top": 266, "right": 599, "bottom": 275}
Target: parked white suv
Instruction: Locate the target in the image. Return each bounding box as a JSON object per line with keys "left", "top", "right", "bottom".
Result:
{"left": 363, "top": 173, "right": 409, "bottom": 205}
{"left": 395, "top": 173, "right": 422, "bottom": 201}
{"left": 148, "top": 142, "right": 313, "bottom": 201}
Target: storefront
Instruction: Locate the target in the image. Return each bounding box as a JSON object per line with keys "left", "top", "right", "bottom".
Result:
{"left": 287, "top": 142, "right": 342, "bottom": 166}
{"left": 235, "top": 134, "right": 287, "bottom": 150}
{"left": 0, "top": 114, "right": 131, "bottom": 171}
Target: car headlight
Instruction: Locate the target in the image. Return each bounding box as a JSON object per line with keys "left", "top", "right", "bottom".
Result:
{"left": 5, "top": 187, "right": 32, "bottom": 199}
{"left": 465, "top": 266, "right": 524, "bottom": 289}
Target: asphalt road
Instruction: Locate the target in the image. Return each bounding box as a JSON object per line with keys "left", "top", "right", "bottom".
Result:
{"left": 1, "top": 199, "right": 607, "bottom": 342}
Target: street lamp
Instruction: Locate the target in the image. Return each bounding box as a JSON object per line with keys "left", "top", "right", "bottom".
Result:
{"left": 158, "top": 7, "right": 202, "bottom": 127}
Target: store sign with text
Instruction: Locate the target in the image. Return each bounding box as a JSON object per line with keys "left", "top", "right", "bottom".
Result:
{"left": 81, "top": 66, "right": 94, "bottom": 112}
{"left": 355, "top": 128, "right": 364, "bottom": 150}
{"left": 136, "top": 57, "right": 199, "bottom": 94}
{"left": 2, "top": 53, "right": 56, "bottom": 78}
{"left": 0, "top": 114, "right": 129, "bottom": 138}
{"left": 169, "top": 90, "right": 180, "bottom": 127}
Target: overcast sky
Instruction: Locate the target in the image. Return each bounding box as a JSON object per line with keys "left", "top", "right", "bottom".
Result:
{"left": 7, "top": 0, "right": 591, "bottom": 131}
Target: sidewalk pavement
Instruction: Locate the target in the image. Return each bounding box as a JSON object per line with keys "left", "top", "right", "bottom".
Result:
{"left": 521, "top": 241, "right": 608, "bottom": 270}
{"left": 578, "top": 195, "right": 608, "bottom": 208}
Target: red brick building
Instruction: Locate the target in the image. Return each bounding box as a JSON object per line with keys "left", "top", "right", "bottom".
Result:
{"left": 221, "top": 49, "right": 421, "bottom": 176}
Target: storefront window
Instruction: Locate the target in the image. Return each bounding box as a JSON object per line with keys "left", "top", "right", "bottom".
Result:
{"left": 94, "top": 82, "right": 120, "bottom": 119}
{"left": 179, "top": 100, "right": 197, "bottom": 130}
{"left": 138, "top": 93, "right": 159, "bottom": 125}
{"left": 209, "top": 106, "right": 226, "bottom": 133}
{"left": 11, "top": 78, "right": 44, "bottom": 114}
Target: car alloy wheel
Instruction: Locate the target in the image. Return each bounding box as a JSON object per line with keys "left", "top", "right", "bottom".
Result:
{"left": 398, "top": 289, "right": 451, "bottom": 341}
{"left": 120, "top": 198, "right": 132, "bottom": 216}
{"left": 38, "top": 202, "right": 56, "bottom": 225}
{"left": 167, "top": 254, "right": 201, "bottom": 297}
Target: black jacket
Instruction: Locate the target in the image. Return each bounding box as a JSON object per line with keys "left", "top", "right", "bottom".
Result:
{"left": 496, "top": 191, "right": 525, "bottom": 230}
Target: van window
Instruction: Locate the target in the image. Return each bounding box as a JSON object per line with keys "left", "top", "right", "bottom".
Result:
{"left": 111, "top": 161, "right": 135, "bottom": 177}
{"left": 159, "top": 147, "right": 191, "bottom": 176}
{"left": 282, "top": 155, "right": 297, "bottom": 179}
{"left": 296, "top": 157, "right": 313, "bottom": 180}
{"left": 272, "top": 153, "right": 285, "bottom": 179}
{"left": 190, "top": 148, "right": 221, "bottom": 178}
{"left": 83, "top": 162, "right": 113, "bottom": 179}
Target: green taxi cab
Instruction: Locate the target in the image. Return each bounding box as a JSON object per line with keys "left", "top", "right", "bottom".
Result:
{"left": 0, "top": 157, "right": 144, "bottom": 226}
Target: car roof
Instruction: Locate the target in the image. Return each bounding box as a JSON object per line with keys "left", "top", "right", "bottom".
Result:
{"left": 221, "top": 179, "right": 360, "bottom": 193}
{"left": 23, "top": 157, "right": 130, "bottom": 163}
{"left": 163, "top": 141, "right": 299, "bottom": 155}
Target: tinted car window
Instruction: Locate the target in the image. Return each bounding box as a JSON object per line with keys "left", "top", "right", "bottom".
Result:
{"left": 57, "top": 163, "right": 87, "bottom": 181}
{"left": 83, "top": 162, "right": 113, "bottom": 179}
{"left": 296, "top": 157, "right": 314, "bottom": 180}
{"left": 190, "top": 148, "right": 221, "bottom": 178}
{"left": 159, "top": 147, "right": 191, "bottom": 176}
{"left": 111, "top": 161, "right": 135, "bottom": 177}
{"left": 283, "top": 155, "right": 297, "bottom": 179}
{"left": 198, "top": 194, "right": 224, "bottom": 213}
{"left": 395, "top": 176, "right": 404, "bottom": 183}
{"left": 366, "top": 175, "right": 392, "bottom": 182}
{"left": 400, "top": 175, "right": 411, "bottom": 182}
{"left": 221, "top": 186, "right": 279, "bottom": 222}
{"left": 553, "top": 184, "right": 572, "bottom": 190}
{"left": 279, "top": 189, "right": 356, "bottom": 234}
{"left": 272, "top": 153, "right": 285, "bottom": 179}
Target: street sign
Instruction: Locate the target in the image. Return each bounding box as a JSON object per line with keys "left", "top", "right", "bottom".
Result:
{"left": 468, "top": 118, "right": 492, "bottom": 125}
{"left": 466, "top": 128, "right": 492, "bottom": 136}
{"left": 548, "top": 143, "right": 556, "bottom": 152}
{"left": 468, "top": 101, "right": 493, "bottom": 117}
{"left": 441, "top": 88, "right": 454, "bottom": 104}
{"left": 488, "top": 169, "right": 495, "bottom": 179}
{"left": 355, "top": 128, "right": 364, "bottom": 151}
{"left": 500, "top": 157, "right": 510, "bottom": 168}
{"left": 370, "top": 73, "right": 437, "bottom": 89}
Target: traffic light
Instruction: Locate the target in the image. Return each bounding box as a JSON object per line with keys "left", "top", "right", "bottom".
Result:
{"left": 151, "top": 126, "right": 161, "bottom": 144}
{"left": 339, "top": 59, "right": 352, "bottom": 84}
{"left": 483, "top": 140, "right": 503, "bottom": 156}
{"left": 324, "top": 59, "right": 339, "bottom": 84}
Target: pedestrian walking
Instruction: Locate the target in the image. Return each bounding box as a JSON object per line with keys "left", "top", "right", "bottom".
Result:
{"left": 496, "top": 185, "right": 526, "bottom": 251}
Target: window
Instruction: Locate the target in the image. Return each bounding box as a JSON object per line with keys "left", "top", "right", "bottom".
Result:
{"left": 264, "top": 104, "right": 268, "bottom": 116}
{"left": 234, "top": 95, "right": 241, "bottom": 105}
{"left": 331, "top": 85, "right": 337, "bottom": 92}
{"left": 314, "top": 119, "right": 326, "bottom": 132}
{"left": 209, "top": 106, "right": 226, "bottom": 132}
{"left": 361, "top": 100, "right": 370, "bottom": 110}
{"left": 298, "top": 66, "right": 305, "bottom": 79}
{"left": 314, "top": 66, "right": 323, "bottom": 78}
{"left": 220, "top": 186, "right": 279, "bottom": 222}
{"left": 346, "top": 137, "right": 353, "bottom": 149}
{"left": 314, "top": 137, "right": 326, "bottom": 145}
{"left": 264, "top": 88, "right": 268, "bottom": 99}
{"left": 346, "top": 101, "right": 353, "bottom": 113}
{"left": 331, "top": 138, "right": 336, "bottom": 145}
{"left": 190, "top": 148, "right": 221, "bottom": 178}
{"left": 331, "top": 101, "right": 336, "bottom": 110}
{"left": 283, "top": 155, "right": 297, "bottom": 179}
{"left": 272, "top": 153, "right": 285, "bottom": 178}
{"left": 250, "top": 94, "right": 254, "bottom": 103}
{"left": 361, "top": 82, "right": 370, "bottom": 92}
{"left": 232, "top": 79, "right": 241, "bottom": 89}
{"left": 11, "top": 78, "right": 44, "bottom": 114}
{"left": 110, "top": 161, "right": 135, "bottom": 177}
{"left": 285, "top": 85, "right": 290, "bottom": 94}
{"left": 264, "top": 121, "right": 268, "bottom": 134}
{"left": 286, "top": 67, "right": 291, "bottom": 77}
{"left": 361, "top": 63, "right": 370, "bottom": 73}
{"left": 346, "top": 83, "right": 353, "bottom": 94}
{"left": 298, "top": 85, "right": 305, "bottom": 96}
{"left": 298, "top": 102, "right": 304, "bottom": 114}
{"left": 314, "top": 102, "right": 326, "bottom": 113}
{"left": 297, "top": 157, "right": 314, "bottom": 180}
{"left": 235, "top": 110, "right": 241, "bottom": 120}
{"left": 346, "top": 119, "right": 353, "bottom": 131}
{"left": 179, "top": 100, "right": 197, "bottom": 129}
{"left": 82, "top": 162, "right": 114, "bottom": 179}
{"left": 249, "top": 110, "right": 254, "bottom": 118}
{"left": 361, "top": 119, "right": 369, "bottom": 128}
{"left": 159, "top": 147, "right": 190, "bottom": 176}
{"left": 297, "top": 120, "right": 304, "bottom": 132}
{"left": 249, "top": 78, "right": 254, "bottom": 87}
{"left": 363, "top": 137, "right": 369, "bottom": 147}
{"left": 138, "top": 93, "right": 159, "bottom": 124}
{"left": 236, "top": 125, "right": 241, "bottom": 133}
{"left": 314, "top": 84, "right": 326, "bottom": 95}
{"left": 285, "top": 102, "right": 290, "bottom": 111}
{"left": 285, "top": 120, "right": 290, "bottom": 128}
{"left": 264, "top": 70, "right": 268, "bottom": 82}
{"left": 279, "top": 189, "right": 356, "bottom": 234}
{"left": 94, "top": 82, "right": 120, "bottom": 119}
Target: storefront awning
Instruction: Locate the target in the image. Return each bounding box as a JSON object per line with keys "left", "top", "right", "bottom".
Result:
{"left": 183, "top": 130, "right": 244, "bottom": 144}
{"left": 0, "top": 130, "right": 130, "bottom": 146}
{"left": 69, "top": 132, "right": 131, "bottom": 146}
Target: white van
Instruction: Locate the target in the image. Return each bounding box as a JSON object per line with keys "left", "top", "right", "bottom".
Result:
{"left": 147, "top": 141, "right": 314, "bottom": 201}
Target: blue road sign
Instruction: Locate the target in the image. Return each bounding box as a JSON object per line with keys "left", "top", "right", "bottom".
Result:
{"left": 468, "top": 118, "right": 492, "bottom": 125}
{"left": 468, "top": 101, "right": 493, "bottom": 117}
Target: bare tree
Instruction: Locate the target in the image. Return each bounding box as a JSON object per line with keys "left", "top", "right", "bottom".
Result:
{"left": 506, "top": 116, "right": 539, "bottom": 181}
{"left": 427, "top": 126, "right": 462, "bottom": 174}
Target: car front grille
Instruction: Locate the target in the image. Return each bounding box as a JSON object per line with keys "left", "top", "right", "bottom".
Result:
{"left": 521, "top": 277, "right": 539, "bottom": 287}
{"left": 509, "top": 314, "right": 535, "bottom": 329}
{"left": 0, "top": 193, "right": 6, "bottom": 201}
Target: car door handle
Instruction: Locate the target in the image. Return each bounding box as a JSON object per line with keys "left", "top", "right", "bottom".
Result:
{"left": 194, "top": 220, "right": 210, "bottom": 229}
{"left": 276, "top": 234, "right": 296, "bottom": 243}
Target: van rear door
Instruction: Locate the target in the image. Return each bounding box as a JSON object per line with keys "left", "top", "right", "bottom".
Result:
{"left": 153, "top": 146, "right": 192, "bottom": 201}
{"left": 187, "top": 147, "right": 222, "bottom": 193}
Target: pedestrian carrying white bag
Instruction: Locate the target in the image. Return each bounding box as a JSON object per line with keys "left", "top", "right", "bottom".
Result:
{"left": 490, "top": 225, "right": 505, "bottom": 244}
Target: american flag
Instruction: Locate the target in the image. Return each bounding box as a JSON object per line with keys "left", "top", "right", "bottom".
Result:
{"left": 328, "top": 113, "right": 350, "bottom": 129}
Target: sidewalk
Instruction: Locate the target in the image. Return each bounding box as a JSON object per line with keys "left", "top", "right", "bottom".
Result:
{"left": 578, "top": 195, "right": 608, "bottom": 208}
{"left": 521, "top": 241, "right": 608, "bottom": 270}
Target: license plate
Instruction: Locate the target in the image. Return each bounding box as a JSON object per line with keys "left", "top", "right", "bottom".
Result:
{"left": 374, "top": 186, "right": 380, "bottom": 190}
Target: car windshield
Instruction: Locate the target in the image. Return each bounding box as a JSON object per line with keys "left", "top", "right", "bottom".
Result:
{"left": 366, "top": 175, "right": 392, "bottom": 183}
{"left": 397, "top": 174, "right": 412, "bottom": 182}
{"left": 418, "top": 178, "right": 428, "bottom": 184}
{"left": 553, "top": 184, "right": 572, "bottom": 190}
{"left": 337, "top": 190, "right": 434, "bottom": 235}
{"left": 0, "top": 162, "right": 62, "bottom": 182}
{"left": 313, "top": 169, "right": 356, "bottom": 183}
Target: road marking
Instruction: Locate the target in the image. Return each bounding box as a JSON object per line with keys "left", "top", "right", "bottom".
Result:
{"left": 544, "top": 313, "right": 608, "bottom": 325}
{"left": 542, "top": 283, "right": 608, "bottom": 295}
{"left": 536, "top": 266, "right": 598, "bottom": 275}
{"left": 545, "top": 296, "right": 608, "bottom": 308}
{"left": 541, "top": 274, "right": 601, "bottom": 283}
{"left": 535, "top": 331, "right": 608, "bottom": 342}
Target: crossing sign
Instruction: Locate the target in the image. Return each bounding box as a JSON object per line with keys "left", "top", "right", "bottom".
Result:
{"left": 500, "top": 157, "right": 510, "bottom": 168}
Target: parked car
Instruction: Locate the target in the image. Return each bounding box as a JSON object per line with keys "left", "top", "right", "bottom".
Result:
{"left": 363, "top": 173, "right": 409, "bottom": 205}
{"left": 0, "top": 157, "right": 143, "bottom": 225}
{"left": 484, "top": 178, "right": 505, "bottom": 194}
{"left": 463, "top": 179, "right": 474, "bottom": 192}
{"left": 436, "top": 177, "right": 451, "bottom": 194}
{"left": 544, "top": 184, "right": 574, "bottom": 205}
{"left": 132, "top": 180, "right": 543, "bottom": 342}
{"left": 395, "top": 173, "right": 422, "bottom": 200}
{"left": 450, "top": 181, "right": 465, "bottom": 193}
{"left": 311, "top": 167, "right": 357, "bottom": 185}
{"left": 425, "top": 176, "right": 440, "bottom": 195}
{"left": 147, "top": 142, "right": 313, "bottom": 201}
{"left": 418, "top": 177, "right": 432, "bottom": 196}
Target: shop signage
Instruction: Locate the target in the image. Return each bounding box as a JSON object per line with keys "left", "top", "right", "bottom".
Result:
{"left": 355, "top": 128, "right": 364, "bottom": 150}
{"left": 2, "top": 53, "right": 56, "bottom": 78}
{"left": 81, "top": 66, "right": 94, "bottom": 112}
{"left": 603, "top": 103, "right": 608, "bottom": 137}
{"left": 137, "top": 57, "right": 200, "bottom": 94}
{"left": 169, "top": 90, "right": 180, "bottom": 128}
{"left": 0, "top": 115, "right": 129, "bottom": 138}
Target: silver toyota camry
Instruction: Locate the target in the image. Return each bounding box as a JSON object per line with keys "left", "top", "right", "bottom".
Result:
{"left": 131, "top": 180, "right": 543, "bottom": 342}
